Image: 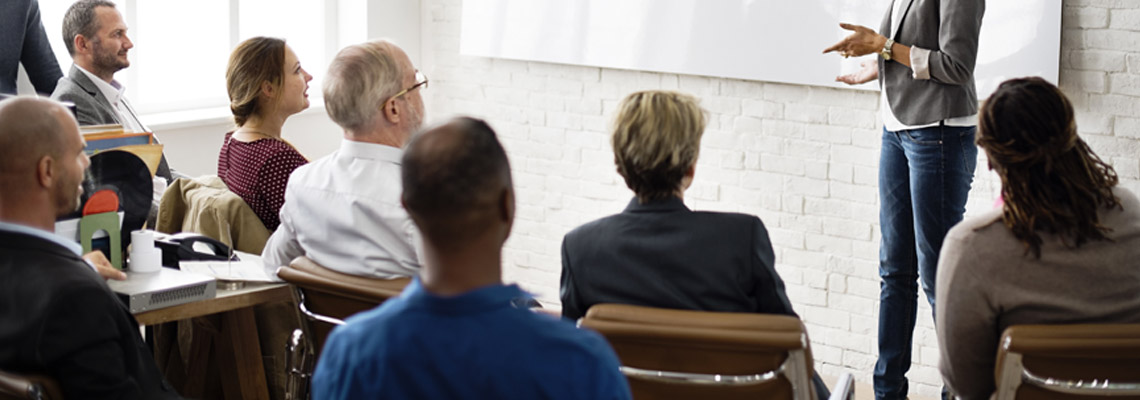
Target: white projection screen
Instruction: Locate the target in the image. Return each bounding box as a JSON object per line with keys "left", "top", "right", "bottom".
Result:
{"left": 460, "top": 0, "right": 1061, "bottom": 97}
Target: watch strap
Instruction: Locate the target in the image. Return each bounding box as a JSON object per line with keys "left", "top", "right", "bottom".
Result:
{"left": 881, "top": 38, "right": 895, "bottom": 61}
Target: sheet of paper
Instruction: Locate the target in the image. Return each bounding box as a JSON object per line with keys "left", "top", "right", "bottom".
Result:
{"left": 180, "top": 258, "right": 274, "bottom": 282}
{"left": 234, "top": 250, "right": 263, "bottom": 265}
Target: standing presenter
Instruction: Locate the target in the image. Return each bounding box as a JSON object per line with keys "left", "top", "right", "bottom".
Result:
{"left": 824, "top": 1, "right": 984, "bottom": 399}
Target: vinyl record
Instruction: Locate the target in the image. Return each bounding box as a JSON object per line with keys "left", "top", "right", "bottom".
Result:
{"left": 80, "top": 150, "right": 153, "bottom": 252}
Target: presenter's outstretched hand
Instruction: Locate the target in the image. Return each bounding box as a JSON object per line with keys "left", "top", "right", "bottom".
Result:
{"left": 824, "top": 23, "right": 887, "bottom": 58}
{"left": 836, "top": 60, "right": 879, "bottom": 85}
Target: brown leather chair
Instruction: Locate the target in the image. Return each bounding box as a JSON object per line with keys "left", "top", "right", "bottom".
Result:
{"left": 0, "top": 370, "right": 62, "bottom": 400}
{"left": 579, "top": 304, "right": 853, "bottom": 400}
{"left": 275, "top": 256, "right": 411, "bottom": 400}
{"left": 994, "top": 324, "right": 1140, "bottom": 400}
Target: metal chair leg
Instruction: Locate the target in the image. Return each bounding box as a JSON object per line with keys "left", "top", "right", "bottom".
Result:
{"left": 283, "top": 329, "right": 313, "bottom": 400}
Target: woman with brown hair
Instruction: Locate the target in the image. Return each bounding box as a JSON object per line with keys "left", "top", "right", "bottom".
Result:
{"left": 218, "top": 36, "right": 312, "bottom": 230}
{"left": 935, "top": 77, "right": 1140, "bottom": 399}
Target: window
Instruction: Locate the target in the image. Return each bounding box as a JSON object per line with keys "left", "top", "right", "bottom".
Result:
{"left": 133, "top": 2, "right": 231, "bottom": 112}
{"left": 38, "top": 0, "right": 367, "bottom": 115}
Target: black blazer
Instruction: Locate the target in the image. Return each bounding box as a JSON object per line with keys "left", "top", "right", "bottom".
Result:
{"left": 559, "top": 197, "right": 797, "bottom": 320}
{"left": 0, "top": 230, "right": 181, "bottom": 400}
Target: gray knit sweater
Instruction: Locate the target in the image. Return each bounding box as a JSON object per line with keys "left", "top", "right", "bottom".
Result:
{"left": 936, "top": 187, "right": 1140, "bottom": 400}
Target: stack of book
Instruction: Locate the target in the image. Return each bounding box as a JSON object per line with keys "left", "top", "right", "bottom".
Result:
{"left": 81, "top": 124, "right": 153, "bottom": 154}
{"left": 81, "top": 124, "right": 163, "bottom": 176}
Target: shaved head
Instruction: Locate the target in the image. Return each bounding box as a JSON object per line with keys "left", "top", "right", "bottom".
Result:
{"left": 0, "top": 97, "right": 73, "bottom": 175}
{"left": 0, "top": 96, "right": 89, "bottom": 221}
{"left": 401, "top": 117, "right": 513, "bottom": 247}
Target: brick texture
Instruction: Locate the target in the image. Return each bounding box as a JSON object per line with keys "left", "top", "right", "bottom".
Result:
{"left": 422, "top": 1, "right": 1136, "bottom": 397}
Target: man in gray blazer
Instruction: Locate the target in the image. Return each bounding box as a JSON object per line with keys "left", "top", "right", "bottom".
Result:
{"left": 824, "top": 1, "right": 985, "bottom": 399}
{"left": 52, "top": 0, "right": 172, "bottom": 180}
{"left": 51, "top": 0, "right": 145, "bottom": 131}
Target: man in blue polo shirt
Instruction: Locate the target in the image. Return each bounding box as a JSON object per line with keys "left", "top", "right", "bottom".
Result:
{"left": 311, "top": 117, "right": 631, "bottom": 400}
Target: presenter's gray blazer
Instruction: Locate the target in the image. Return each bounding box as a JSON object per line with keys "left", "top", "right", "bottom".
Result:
{"left": 879, "top": 0, "right": 985, "bottom": 126}
{"left": 51, "top": 65, "right": 122, "bottom": 126}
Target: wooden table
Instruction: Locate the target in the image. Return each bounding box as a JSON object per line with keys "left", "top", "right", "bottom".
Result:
{"left": 136, "top": 283, "right": 292, "bottom": 400}
{"left": 135, "top": 283, "right": 291, "bottom": 325}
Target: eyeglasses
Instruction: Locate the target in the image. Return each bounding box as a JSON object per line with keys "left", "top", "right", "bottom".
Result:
{"left": 389, "top": 70, "right": 428, "bottom": 103}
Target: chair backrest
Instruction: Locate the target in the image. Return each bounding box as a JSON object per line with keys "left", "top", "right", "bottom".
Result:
{"left": 0, "top": 370, "right": 62, "bottom": 400}
{"left": 579, "top": 304, "right": 816, "bottom": 400}
{"left": 277, "top": 256, "right": 410, "bottom": 355}
{"left": 995, "top": 324, "right": 1140, "bottom": 400}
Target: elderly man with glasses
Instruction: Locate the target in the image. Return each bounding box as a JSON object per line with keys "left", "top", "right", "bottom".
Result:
{"left": 262, "top": 39, "right": 428, "bottom": 280}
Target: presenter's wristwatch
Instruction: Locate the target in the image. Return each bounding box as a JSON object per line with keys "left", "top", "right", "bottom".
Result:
{"left": 880, "top": 38, "right": 895, "bottom": 61}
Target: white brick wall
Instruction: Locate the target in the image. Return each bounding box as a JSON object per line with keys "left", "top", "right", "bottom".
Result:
{"left": 422, "top": 0, "right": 1140, "bottom": 396}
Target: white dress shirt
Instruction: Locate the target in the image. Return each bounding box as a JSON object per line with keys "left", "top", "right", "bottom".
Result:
{"left": 262, "top": 139, "right": 422, "bottom": 280}
{"left": 75, "top": 65, "right": 147, "bottom": 133}
{"left": 881, "top": 0, "right": 976, "bottom": 131}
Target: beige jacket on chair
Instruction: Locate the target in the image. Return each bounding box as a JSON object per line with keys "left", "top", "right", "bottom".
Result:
{"left": 156, "top": 175, "right": 271, "bottom": 254}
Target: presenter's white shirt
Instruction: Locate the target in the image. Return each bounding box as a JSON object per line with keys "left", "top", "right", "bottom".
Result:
{"left": 75, "top": 65, "right": 148, "bottom": 133}
{"left": 262, "top": 139, "right": 422, "bottom": 280}
{"left": 881, "top": 0, "right": 976, "bottom": 131}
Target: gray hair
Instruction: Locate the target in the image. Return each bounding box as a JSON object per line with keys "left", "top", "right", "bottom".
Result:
{"left": 62, "top": 0, "right": 116, "bottom": 56}
{"left": 323, "top": 39, "right": 406, "bottom": 132}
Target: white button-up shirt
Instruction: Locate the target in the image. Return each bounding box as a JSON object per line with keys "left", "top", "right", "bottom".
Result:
{"left": 262, "top": 139, "right": 422, "bottom": 280}
{"left": 75, "top": 65, "right": 147, "bottom": 133}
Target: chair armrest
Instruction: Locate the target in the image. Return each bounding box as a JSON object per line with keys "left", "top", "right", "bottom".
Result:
{"left": 0, "top": 369, "right": 62, "bottom": 400}
{"left": 828, "top": 372, "right": 855, "bottom": 400}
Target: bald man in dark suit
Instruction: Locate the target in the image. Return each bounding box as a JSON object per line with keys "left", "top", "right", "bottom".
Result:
{"left": 0, "top": 96, "right": 181, "bottom": 400}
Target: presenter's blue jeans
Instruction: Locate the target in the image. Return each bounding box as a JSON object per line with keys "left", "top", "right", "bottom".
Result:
{"left": 873, "top": 125, "right": 976, "bottom": 400}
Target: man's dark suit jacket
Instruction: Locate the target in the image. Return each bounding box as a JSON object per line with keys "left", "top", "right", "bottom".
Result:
{"left": 559, "top": 196, "right": 796, "bottom": 320}
{"left": 0, "top": 230, "right": 181, "bottom": 400}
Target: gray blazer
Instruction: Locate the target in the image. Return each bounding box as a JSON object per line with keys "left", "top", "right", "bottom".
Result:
{"left": 51, "top": 65, "right": 122, "bottom": 126}
{"left": 51, "top": 64, "right": 174, "bottom": 181}
{"left": 878, "top": 0, "right": 985, "bottom": 126}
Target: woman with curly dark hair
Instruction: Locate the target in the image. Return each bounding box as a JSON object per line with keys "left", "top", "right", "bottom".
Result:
{"left": 935, "top": 77, "right": 1140, "bottom": 399}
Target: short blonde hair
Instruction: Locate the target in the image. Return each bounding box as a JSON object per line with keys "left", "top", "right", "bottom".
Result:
{"left": 611, "top": 90, "right": 707, "bottom": 203}
{"left": 323, "top": 40, "right": 405, "bottom": 132}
